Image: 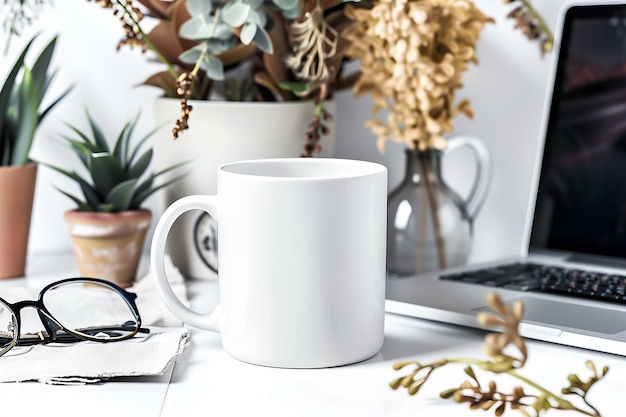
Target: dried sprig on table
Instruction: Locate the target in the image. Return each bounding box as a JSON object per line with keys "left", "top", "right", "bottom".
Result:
{"left": 343, "top": 0, "right": 493, "bottom": 153}
{"left": 390, "top": 293, "right": 608, "bottom": 416}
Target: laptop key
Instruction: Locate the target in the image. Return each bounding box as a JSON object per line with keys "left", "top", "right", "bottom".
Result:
{"left": 460, "top": 275, "right": 492, "bottom": 284}
{"left": 482, "top": 271, "right": 535, "bottom": 287}
{"left": 503, "top": 277, "right": 542, "bottom": 291}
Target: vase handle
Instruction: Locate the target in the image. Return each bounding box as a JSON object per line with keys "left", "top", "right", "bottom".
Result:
{"left": 445, "top": 135, "right": 492, "bottom": 220}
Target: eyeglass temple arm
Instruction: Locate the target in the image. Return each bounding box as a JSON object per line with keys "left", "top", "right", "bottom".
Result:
{"left": 16, "top": 323, "right": 150, "bottom": 346}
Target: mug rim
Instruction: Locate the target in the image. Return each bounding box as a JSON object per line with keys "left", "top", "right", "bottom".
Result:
{"left": 219, "top": 158, "right": 387, "bottom": 181}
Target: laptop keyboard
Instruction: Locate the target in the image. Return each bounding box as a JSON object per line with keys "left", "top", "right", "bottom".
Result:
{"left": 440, "top": 263, "right": 626, "bottom": 305}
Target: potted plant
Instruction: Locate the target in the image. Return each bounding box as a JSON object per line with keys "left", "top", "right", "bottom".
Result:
{"left": 88, "top": 0, "right": 357, "bottom": 154}
{"left": 85, "top": 0, "right": 360, "bottom": 278}
{"left": 0, "top": 34, "right": 70, "bottom": 279}
{"left": 38, "top": 110, "right": 187, "bottom": 287}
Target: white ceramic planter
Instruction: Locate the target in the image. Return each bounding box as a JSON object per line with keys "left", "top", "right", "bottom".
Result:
{"left": 153, "top": 98, "right": 336, "bottom": 279}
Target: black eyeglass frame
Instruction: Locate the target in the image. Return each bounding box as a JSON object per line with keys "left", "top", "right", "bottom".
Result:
{"left": 0, "top": 277, "right": 145, "bottom": 357}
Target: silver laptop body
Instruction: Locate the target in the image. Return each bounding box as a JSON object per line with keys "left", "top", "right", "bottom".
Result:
{"left": 386, "top": 0, "right": 626, "bottom": 356}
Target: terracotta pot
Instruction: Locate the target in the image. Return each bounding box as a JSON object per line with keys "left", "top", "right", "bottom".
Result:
{"left": 0, "top": 163, "right": 37, "bottom": 279}
{"left": 64, "top": 209, "right": 151, "bottom": 288}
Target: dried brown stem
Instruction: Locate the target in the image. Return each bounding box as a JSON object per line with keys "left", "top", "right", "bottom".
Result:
{"left": 416, "top": 152, "right": 429, "bottom": 273}
{"left": 422, "top": 153, "right": 446, "bottom": 269}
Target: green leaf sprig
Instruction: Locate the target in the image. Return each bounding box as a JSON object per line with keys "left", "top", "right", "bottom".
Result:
{"left": 390, "top": 293, "right": 608, "bottom": 416}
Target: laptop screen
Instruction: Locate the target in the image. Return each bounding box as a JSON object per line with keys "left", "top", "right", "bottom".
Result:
{"left": 530, "top": 4, "right": 626, "bottom": 260}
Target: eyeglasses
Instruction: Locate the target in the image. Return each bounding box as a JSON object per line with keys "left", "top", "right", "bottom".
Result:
{"left": 0, "top": 277, "right": 147, "bottom": 357}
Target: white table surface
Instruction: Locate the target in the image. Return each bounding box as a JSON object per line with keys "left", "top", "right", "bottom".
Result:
{"left": 2, "top": 253, "right": 626, "bottom": 417}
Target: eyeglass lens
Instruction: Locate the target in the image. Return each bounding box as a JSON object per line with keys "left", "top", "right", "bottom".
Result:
{"left": 0, "top": 299, "right": 18, "bottom": 355}
{"left": 41, "top": 280, "right": 139, "bottom": 341}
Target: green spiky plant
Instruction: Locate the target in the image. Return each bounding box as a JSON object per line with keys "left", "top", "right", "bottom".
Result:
{"left": 40, "top": 110, "right": 187, "bottom": 212}
{"left": 0, "top": 34, "right": 70, "bottom": 166}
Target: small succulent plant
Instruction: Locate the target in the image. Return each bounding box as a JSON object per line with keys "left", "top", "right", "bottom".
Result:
{"left": 40, "top": 110, "right": 187, "bottom": 212}
{"left": 0, "top": 34, "right": 70, "bottom": 166}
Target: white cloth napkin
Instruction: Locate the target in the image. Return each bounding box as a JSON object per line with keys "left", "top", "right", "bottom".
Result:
{"left": 0, "top": 255, "right": 191, "bottom": 384}
{"left": 0, "top": 327, "right": 190, "bottom": 384}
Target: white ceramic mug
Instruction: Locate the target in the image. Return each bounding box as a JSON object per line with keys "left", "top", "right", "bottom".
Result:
{"left": 150, "top": 158, "right": 388, "bottom": 368}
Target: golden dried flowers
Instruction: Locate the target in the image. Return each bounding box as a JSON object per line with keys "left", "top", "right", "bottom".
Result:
{"left": 478, "top": 292, "right": 527, "bottom": 367}
{"left": 344, "top": 0, "right": 493, "bottom": 152}
{"left": 391, "top": 292, "right": 608, "bottom": 416}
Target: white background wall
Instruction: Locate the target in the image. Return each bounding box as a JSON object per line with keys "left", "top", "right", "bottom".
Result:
{"left": 0, "top": 0, "right": 569, "bottom": 264}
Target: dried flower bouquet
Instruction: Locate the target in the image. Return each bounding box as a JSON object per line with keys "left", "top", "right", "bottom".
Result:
{"left": 344, "top": 0, "right": 493, "bottom": 152}
{"left": 343, "top": 0, "right": 492, "bottom": 272}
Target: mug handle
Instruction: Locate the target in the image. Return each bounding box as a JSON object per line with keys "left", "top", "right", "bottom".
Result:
{"left": 445, "top": 135, "right": 492, "bottom": 220}
{"left": 150, "top": 195, "right": 221, "bottom": 332}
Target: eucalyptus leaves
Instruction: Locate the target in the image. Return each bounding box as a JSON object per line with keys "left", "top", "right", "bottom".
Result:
{"left": 177, "top": 0, "right": 300, "bottom": 81}
{"left": 169, "top": 0, "right": 300, "bottom": 138}
{"left": 391, "top": 293, "right": 608, "bottom": 416}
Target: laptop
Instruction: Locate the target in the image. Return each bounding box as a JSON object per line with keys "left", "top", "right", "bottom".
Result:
{"left": 385, "top": 0, "right": 626, "bottom": 356}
